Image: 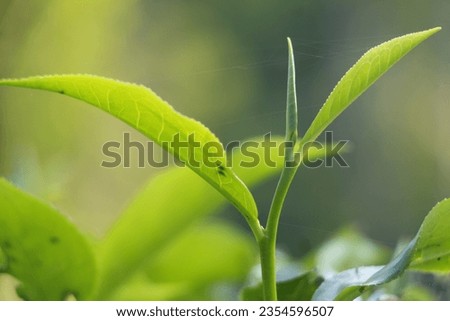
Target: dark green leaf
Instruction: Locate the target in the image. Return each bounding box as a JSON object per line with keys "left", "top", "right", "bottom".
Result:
{"left": 410, "top": 198, "right": 450, "bottom": 272}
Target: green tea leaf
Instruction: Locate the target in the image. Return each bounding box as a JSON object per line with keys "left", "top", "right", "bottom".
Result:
{"left": 301, "top": 27, "right": 440, "bottom": 146}
{"left": 313, "top": 198, "right": 450, "bottom": 300}
{"left": 312, "top": 238, "right": 416, "bottom": 300}
{"left": 0, "top": 75, "right": 258, "bottom": 225}
{"left": 241, "top": 271, "right": 323, "bottom": 301}
{"left": 410, "top": 198, "right": 450, "bottom": 272}
{"left": 0, "top": 178, "right": 96, "bottom": 300}
{"left": 312, "top": 266, "right": 383, "bottom": 301}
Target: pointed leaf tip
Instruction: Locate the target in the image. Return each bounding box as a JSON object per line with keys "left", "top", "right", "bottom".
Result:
{"left": 301, "top": 27, "right": 441, "bottom": 146}
{"left": 286, "top": 36, "right": 298, "bottom": 146}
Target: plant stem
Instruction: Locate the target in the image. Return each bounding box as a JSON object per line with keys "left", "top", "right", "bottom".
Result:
{"left": 258, "top": 233, "right": 276, "bottom": 300}
{"left": 260, "top": 166, "right": 298, "bottom": 300}
{"left": 258, "top": 37, "right": 299, "bottom": 301}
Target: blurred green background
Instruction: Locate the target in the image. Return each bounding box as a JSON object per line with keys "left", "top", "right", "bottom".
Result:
{"left": 0, "top": 0, "right": 449, "bottom": 299}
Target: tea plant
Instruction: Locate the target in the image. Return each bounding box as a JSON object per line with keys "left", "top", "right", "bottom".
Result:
{"left": 0, "top": 27, "right": 448, "bottom": 301}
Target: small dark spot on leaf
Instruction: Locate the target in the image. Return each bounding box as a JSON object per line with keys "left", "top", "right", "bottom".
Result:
{"left": 49, "top": 236, "right": 60, "bottom": 244}
{"left": 216, "top": 162, "right": 226, "bottom": 176}
{"left": 359, "top": 286, "right": 366, "bottom": 293}
{"left": 2, "top": 240, "right": 11, "bottom": 249}
{"left": 58, "top": 90, "right": 65, "bottom": 94}
{"left": 437, "top": 257, "right": 441, "bottom": 261}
